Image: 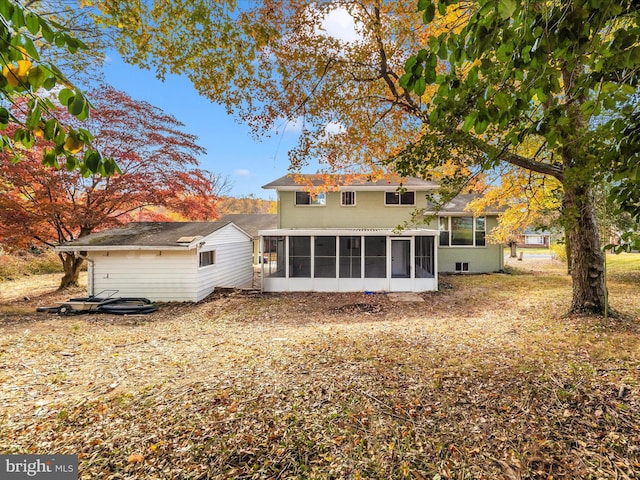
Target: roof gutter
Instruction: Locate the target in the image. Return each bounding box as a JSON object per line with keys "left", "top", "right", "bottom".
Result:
{"left": 54, "top": 244, "right": 197, "bottom": 253}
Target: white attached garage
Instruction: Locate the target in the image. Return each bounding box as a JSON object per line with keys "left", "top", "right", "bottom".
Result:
{"left": 56, "top": 221, "right": 254, "bottom": 302}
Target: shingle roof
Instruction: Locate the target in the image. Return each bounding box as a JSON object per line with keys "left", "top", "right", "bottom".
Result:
{"left": 216, "top": 214, "right": 277, "bottom": 238}
{"left": 58, "top": 221, "right": 233, "bottom": 249}
{"left": 262, "top": 174, "right": 439, "bottom": 190}
{"left": 425, "top": 193, "right": 509, "bottom": 214}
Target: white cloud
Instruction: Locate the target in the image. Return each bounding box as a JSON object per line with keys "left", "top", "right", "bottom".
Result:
{"left": 319, "top": 7, "right": 362, "bottom": 44}
{"left": 272, "top": 116, "right": 304, "bottom": 134}
{"left": 235, "top": 169, "right": 251, "bottom": 176}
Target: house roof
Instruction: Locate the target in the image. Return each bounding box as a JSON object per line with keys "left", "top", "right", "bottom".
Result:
{"left": 262, "top": 174, "right": 439, "bottom": 190}
{"left": 259, "top": 227, "right": 439, "bottom": 237}
{"left": 56, "top": 221, "right": 244, "bottom": 252}
{"left": 217, "top": 214, "right": 277, "bottom": 239}
{"left": 425, "top": 193, "right": 508, "bottom": 215}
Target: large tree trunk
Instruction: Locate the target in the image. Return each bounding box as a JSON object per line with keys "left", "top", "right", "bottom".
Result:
{"left": 59, "top": 252, "right": 85, "bottom": 289}
{"left": 564, "top": 181, "right": 607, "bottom": 314}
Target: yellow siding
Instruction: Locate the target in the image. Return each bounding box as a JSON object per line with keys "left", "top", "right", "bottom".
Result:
{"left": 278, "top": 190, "right": 431, "bottom": 228}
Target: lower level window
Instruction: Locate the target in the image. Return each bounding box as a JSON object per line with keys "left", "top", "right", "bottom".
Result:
{"left": 455, "top": 262, "right": 469, "bottom": 272}
{"left": 199, "top": 250, "right": 216, "bottom": 267}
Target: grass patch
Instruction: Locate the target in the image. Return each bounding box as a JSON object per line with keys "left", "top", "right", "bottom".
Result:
{"left": 0, "top": 250, "right": 63, "bottom": 280}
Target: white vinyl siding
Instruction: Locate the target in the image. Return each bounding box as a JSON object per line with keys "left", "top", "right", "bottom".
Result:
{"left": 87, "top": 223, "right": 253, "bottom": 302}
{"left": 89, "top": 250, "right": 198, "bottom": 302}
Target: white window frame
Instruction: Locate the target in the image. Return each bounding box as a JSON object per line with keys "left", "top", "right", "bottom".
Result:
{"left": 384, "top": 190, "right": 415, "bottom": 206}
{"left": 455, "top": 261, "right": 470, "bottom": 272}
{"left": 295, "top": 191, "right": 326, "bottom": 206}
{"left": 341, "top": 191, "right": 356, "bottom": 206}
{"left": 199, "top": 249, "right": 216, "bottom": 268}
{"left": 439, "top": 215, "right": 486, "bottom": 248}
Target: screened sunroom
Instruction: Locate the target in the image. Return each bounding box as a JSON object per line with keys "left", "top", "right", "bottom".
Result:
{"left": 258, "top": 229, "right": 438, "bottom": 292}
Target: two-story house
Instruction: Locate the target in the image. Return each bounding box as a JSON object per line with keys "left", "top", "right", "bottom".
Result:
{"left": 258, "top": 174, "right": 504, "bottom": 293}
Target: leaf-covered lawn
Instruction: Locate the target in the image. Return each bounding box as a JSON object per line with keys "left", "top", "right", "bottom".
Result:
{"left": 1, "top": 256, "right": 639, "bottom": 479}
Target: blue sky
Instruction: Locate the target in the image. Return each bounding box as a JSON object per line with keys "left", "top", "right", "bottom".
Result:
{"left": 102, "top": 54, "right": 300, "bottom": 200}
{"left": 100, "top": 8, "right": 360, "bottom": 200}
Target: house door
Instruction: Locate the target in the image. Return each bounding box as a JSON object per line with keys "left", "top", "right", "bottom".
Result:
{"left": 391, "top": 238, "right": 411, "bottom": 278}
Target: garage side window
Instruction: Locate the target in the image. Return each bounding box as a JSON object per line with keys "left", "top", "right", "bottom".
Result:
{"left": 199, "top": 250, "right": 216, "bottom": 267}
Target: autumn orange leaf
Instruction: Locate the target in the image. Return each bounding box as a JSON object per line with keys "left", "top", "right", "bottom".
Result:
{"left": 127, "top": 454, "right": 144, "bottom": 463}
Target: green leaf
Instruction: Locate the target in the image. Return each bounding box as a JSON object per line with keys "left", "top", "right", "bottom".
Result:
{"left": 44, "top": 119, "right": 58, "bottom": 140}
{"left": 103, "top": 157, "right": 121, "bottom": 176}
{"left": 11, "top": 4, "right": 25, "bottom": 28}
{"left": 496, "top": 42, "right": 514, "bottom": 62}
{"left": 21, "top": 37, "right": 40, "bottom": 62}
{"left": 58, "top": 88, "right": 74, "bottom": 106}
{"left": 84, "top": 150, "right": 101, "bottom": 173}
{"left": 66, "top": 155, "right": 77, "bottom": 171}
{"left": 475, "top": 118, "right": 489, "bottom": 134}
{"left": 25, "top": 12, "right": 40, "bottom": 35}
{"left": 0, "top": 108, "right": 7, "bottom": 129}
{"left": 54, "top": 34, "right": 66, "bottom": 48}
{"left": 40, "top": 21, "right": 54, "bottom": 43}
{"left": 0, "top": 2, "right": 13, "bottom": 19}
{"left": 462, "top": 112, "right": 478, "bottom": 133}
{"left": 494, "top": 91, "right": 510, "bottom": 110}
{"left": 498, "top": 0, "right": 517, "bottom": 20}
{"left": 417, "top": 0, "right": 431, "bottom": 11}
{"left": 43, "top": 76, "right": 56, "bottom": 90}
{"left": 405, "top": 56, "right": 417, "bottom": 74}
{"left": 27, "top": 65, "right": 46, "bottom": 90}
{"left": 425, "top": 65, "right": 436, "bottom": 83}
{"left": 423, "top": 3, "right": 436, "bottom": 23}
{"left": 43, "top": 149, "right": 58, "bottom": 168}
{"left": 399, "top": 72, "right": 413, "bottom": 89}
{"left": 415, "top": 77, "right": 427, "bottom": 96}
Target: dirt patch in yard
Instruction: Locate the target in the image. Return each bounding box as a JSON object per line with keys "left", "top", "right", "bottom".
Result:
{"left": 0, "top": 256, "right": 638, "bottom": 479}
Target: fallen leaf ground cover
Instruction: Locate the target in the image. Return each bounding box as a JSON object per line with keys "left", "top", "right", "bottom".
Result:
{"left": 0, "top": 255, "right": 638, "bottom": 479}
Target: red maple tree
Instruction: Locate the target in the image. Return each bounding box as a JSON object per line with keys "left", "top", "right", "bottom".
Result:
{"left": 0, "top": 85, "right": 223, "bottom": 288}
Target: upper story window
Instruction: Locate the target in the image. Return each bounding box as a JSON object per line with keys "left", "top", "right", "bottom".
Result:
{"left": 341, "top": 191, "right": 356, "bottom": 206}
{"left": 385, "top": 191, "right": 415, "bottom": 206}
{"left": 295, "top": 191, "right": 326, "bottom": 206}
{"left": 439, "top": 216, "right": 486, "bottom": 247}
